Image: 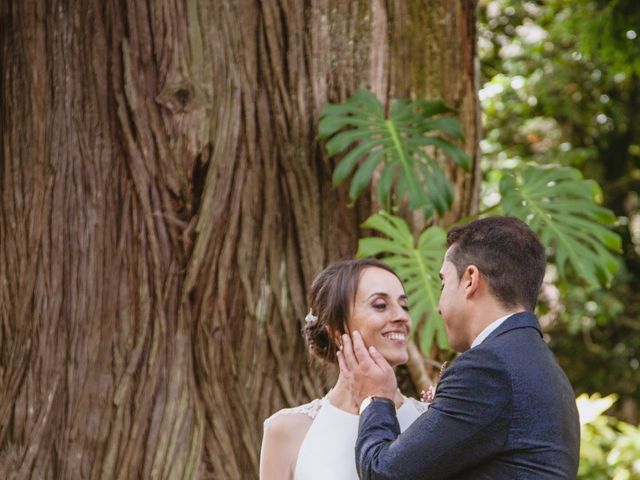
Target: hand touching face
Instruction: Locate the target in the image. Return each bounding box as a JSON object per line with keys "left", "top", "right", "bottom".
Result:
{"left": 337, "top": 331, "right": 398, "bottom": 405}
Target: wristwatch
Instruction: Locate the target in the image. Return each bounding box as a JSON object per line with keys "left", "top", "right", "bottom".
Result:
{"left": 359, "top": 395, "right": 395, "bottom": 415}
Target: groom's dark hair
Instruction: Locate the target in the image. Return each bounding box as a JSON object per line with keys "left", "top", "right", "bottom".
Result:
{"left": 446, "top": 216, "right": 546, "bottom": 312}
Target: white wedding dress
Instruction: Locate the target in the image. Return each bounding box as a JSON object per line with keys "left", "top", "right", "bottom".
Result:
{"left": 265, "top": 396, "right": 428, "bottom": 480}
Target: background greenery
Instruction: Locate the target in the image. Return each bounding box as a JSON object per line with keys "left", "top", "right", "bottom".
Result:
{"left": 479, "top": 1, "right": 640, "bottom": 477}
{"left": 478, "top": 0, "right": 640, "bottom": 422}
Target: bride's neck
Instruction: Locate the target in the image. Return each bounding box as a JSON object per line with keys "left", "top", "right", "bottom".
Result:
{"left": 327, "top": 372, "right": 402, "bottom": 414}
{"left": 326, "top": 374, "right": 360, "bottom": 414}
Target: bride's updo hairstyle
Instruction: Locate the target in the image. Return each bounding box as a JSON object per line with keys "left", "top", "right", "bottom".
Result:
{"left": 303, "top": 258, "right": 401, "bottom": 363}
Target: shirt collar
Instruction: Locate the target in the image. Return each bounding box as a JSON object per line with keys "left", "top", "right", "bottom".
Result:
{"left": 470, "top": 313, "right": 514, "bottom": 349}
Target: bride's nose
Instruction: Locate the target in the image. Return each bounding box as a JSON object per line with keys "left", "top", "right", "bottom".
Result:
{"left": 392, "top": 305, "right": 410, "bottom": 324}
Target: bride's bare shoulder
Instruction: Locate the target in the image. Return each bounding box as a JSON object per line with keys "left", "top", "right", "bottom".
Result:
{"left": 262, "top": 410, "right": 312, "bottom": 443}
{"left": 260, "top": 399, "right": 323, "bottom": 479}
{"left": 263, "top": 398, "right": 323, "bottom": 435}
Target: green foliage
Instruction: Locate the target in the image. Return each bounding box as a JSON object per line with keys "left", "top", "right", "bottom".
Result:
{"left": 318, "top": 89, "right": 469, "bottom": 216}
{"left": 566, "top": 0, "right": 640, "bottom": 77}
{"left": 577, "top": 393, "right": 640, "bottom": 479}
{"left": 549, "top": 271, "right": 640, "bottom": 414}
{"left": 320, "top": 94, "right": 622, "bottom": 358}
{"left": 356, "top": 211, "right": 448, "bottom": 354}
{"left": 478, "top": 0, "right": 640, "bottom": 413}
{"left": 499, "top": 164, "right": 621, "bottom": 288}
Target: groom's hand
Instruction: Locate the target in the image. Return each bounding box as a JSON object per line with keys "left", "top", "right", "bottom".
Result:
{"left": 336, "top": 331, "right": 397, "bottom": 405}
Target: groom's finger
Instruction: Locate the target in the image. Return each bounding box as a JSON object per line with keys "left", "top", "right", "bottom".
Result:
{"left": 341, "top": 334, "right": 358, "bottom": 369}
{"left": 369, "top": 345, "right": 392, "bottom": 373}
{"left": 336, "top": 351, "right": 350, "bottom": 378}
{"left": 352, "top": 331, "right": 373, "bottom": 367}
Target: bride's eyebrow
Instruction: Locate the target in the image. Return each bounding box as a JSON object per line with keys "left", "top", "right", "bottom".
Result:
{"left": 367, "top": 293, "right": 407, "bottom": 302}
{"left": 367, "top": 292, "right": 389, "bottom": 299}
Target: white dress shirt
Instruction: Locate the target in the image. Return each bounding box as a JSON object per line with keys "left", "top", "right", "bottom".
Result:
{"left": 470, "top": 313, "right": 514, "bottom": 349}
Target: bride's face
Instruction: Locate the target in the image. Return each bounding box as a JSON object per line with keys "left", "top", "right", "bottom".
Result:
{"left": 346, "top": 267, "right": 411, "bottom": 368}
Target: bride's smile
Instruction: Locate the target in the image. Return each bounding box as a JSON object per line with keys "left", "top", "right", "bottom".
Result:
{"left": 382, "top": 331, "right": 407, "bottom": 343}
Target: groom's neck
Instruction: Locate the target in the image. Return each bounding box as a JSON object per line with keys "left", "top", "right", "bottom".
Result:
{"left": 464, "top": 299, "right": 525, "bottom": 349}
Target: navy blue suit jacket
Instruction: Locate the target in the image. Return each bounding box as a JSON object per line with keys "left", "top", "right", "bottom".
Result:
{"left": 356, "top": 312, "right": 580, "bottom": 479}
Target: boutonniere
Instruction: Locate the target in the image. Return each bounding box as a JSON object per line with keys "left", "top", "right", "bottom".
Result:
{"left": 420, "top": 385, "right": 436, "bottom": 404}
{"left": 420, "top": 361, "right": 449, "bottom": 404}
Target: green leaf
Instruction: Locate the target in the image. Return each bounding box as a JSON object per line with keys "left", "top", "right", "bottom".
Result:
{"left": 376, "top": 163, "right": 397, "bottom": 209}
{"left": 419, "top": 161, "right": 454, "bottom": 215}
{"left": 349, "top": 151, "right": 385, "bottom": 200}
{"left": 498, "top": 164, "right": 622, "bottom": 288}
{"left": 419, "top": 136, "right": 470, "bottom": 171}
{"left": 413, "top": 99, "right": 453, "bottom": 117}
{"left": 319, "top": 89, "right": 469, "bottom": 216}
{"left": 358, "top": 237, "right": 410, "bottom": 257}
{"left": 332, "top": 142, "right": 377, "bottom": 186}
{"left": 418, "top": 117, "right": 465, "bottom": 141}
{"left": 357, "top": 211, "right": 449, "bottom": 354}
{"left": 325, "top": 129, "right": 383, "bottom": 157}
{"left": 361, "top": 211, "right": 413, "bottom": 245}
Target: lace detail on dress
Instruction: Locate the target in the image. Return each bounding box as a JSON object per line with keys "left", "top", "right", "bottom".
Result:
{"left": 406, "top": 396, "right": 430, "bottom": 414}
{"left": 264, "top": 398, "right": 325, "bottom": 429}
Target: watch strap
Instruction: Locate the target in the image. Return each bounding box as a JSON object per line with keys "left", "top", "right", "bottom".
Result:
{"left": 358, "top": 395, "right": 394, "bottom": 415}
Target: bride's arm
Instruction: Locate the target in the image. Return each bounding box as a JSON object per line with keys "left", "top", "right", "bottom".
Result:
{"left": 260, "top": 413, "right": 312, "bottom": 480}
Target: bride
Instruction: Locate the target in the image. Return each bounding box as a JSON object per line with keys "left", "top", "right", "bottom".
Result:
{"left": 260, "top": 259, "right": 428, "bottom": 480}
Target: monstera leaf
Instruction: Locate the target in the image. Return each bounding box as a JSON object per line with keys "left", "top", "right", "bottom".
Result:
{"left": 499, "top": 165, "right": 621, "bottom": 288}
{"left": 357, "top": 211, "right": 449, "bottom": 354}
{"left": 319, "top": 90, "right": 469, "bottom": 217}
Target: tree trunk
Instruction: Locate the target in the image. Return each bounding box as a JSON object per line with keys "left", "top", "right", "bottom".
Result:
{"left": 0, "top": 1, "right": 479, "bottom": 478}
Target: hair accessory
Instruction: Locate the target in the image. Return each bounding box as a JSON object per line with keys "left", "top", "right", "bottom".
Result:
{"left": 304, "top": 309, "right": 318, "bottom": 324}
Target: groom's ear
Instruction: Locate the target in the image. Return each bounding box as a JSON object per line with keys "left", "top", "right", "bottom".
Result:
{"left": 463, "top": 265, "right": 481, "bottom": 299}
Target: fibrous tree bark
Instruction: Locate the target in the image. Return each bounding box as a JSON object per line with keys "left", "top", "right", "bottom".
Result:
{"left": 0, "top": 1, "right": 479, "bottom": 478}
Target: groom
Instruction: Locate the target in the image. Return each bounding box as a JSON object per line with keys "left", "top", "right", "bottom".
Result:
{"left": 337, "top": 216, "right": 580, "bottom": 479}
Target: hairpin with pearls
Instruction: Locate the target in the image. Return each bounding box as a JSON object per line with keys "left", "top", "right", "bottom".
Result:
{"left": 304, "top": 309, "right": 318, "bottom": 325}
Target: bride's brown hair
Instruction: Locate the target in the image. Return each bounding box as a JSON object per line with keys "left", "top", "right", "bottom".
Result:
{"left": 302, "top": 258, "right": 402, "bottom": 363}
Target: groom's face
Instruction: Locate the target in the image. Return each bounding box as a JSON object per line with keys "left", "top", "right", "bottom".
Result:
{"left": 438, "top": 248, "right": 469, "bottom": 352}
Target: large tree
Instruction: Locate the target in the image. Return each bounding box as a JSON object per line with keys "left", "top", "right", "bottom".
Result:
{"left": 0, "top": 1, "right": 480, "bottom": 478}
